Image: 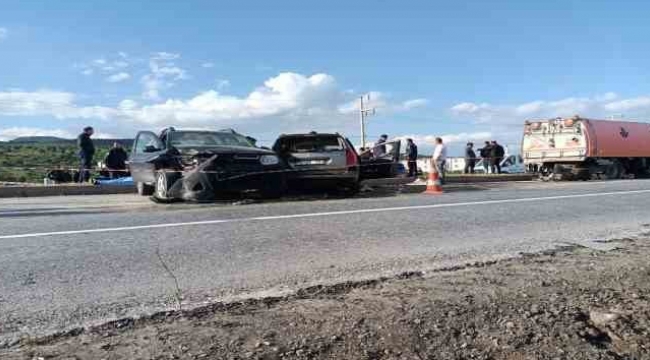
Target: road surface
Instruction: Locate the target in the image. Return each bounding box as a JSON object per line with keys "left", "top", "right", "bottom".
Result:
{"left": 2, "top": 180, "right": 650, "bottom": 343}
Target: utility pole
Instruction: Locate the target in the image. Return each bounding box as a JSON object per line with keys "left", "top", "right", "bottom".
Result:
{"left": 359, "top": 94, "right": 375, "bottom": 149}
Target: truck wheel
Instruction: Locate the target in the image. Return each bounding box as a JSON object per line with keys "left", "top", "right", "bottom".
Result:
{"left": 137, "top": 182, "right": 154, "bottom": 196}
{"left": 604, "top": 161, "right": 623, "bottom": 180}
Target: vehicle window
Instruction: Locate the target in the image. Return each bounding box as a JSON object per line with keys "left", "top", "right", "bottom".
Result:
{"left": 503, "top": 156, "right": 514, "bottom": 166}
{"left": 169, "top": 131, "right": 254, "bottom": 148}
{"left": 134, "top": 132, "right": 163, "bottom": 154}
{"left": 277, "top": 136, "right": 344, "bottom": 153}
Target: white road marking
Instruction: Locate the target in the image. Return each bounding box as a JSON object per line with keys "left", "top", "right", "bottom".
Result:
{"left": 1, "top": 189, "right": 649, "bottom": 240}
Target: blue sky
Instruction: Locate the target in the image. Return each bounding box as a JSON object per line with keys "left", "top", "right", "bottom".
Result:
{"left": 1, "top": 0, "right": 650, "bottom": 153}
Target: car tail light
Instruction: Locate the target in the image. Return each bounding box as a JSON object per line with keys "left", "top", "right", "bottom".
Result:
{"left": 346, "top": 148, "right": 358, "bottom": 167}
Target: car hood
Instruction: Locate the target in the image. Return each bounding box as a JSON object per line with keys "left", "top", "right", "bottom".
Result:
{"left": 175, "top": 145, "right": 277, "bottom": 156}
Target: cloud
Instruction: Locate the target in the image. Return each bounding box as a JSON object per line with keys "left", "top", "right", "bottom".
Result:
{"left": 0, "top": 127, "right": 74, "bottom": 141}
{"left": 449, "top": 93, "right": 650, "bottom": 125}
{"left": 398, "top": 132, "right": 493, "bottom": 146}
{"left": 400, "top": 98, "right": 429, "bottom": 110}
{"left": 0, "top": 27, "right": 7, "bottom": 40}
{"left": 216, "top": 79, "right": 230, "bottom": 90}
{"left": 78, "top": 55, "right": 131, "bottom": 76}
{"left": 202, "top": 62, "right": 215, "bottom": 68}
{"left": 603, "top": 96, "right": 650, "bottom": 112}
{"left": 0, "top": 90, "right": 116, "bottom": 119}
{"left": 0, "top": 127, "right": 120, "bottom": 141}
{"left": 106, "top": 72, "right": 131, "bottom": 83}
{"left": 0, "top": 73, "right": 426, "bottom": 140}
{"left": 141, "top": 52, "right": 188, "bottom": 100}
{"left": 153, "top": 52, "right": 180, "bottom": 61}
{"left": 338, "top": 92, "right": 427, "bottom": 115}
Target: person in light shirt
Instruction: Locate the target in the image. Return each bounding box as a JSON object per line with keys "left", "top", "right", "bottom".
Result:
{"left": 432, "top": 137, "right": 447, "bottom": 183}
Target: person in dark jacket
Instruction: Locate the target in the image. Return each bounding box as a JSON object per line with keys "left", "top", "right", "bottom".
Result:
{"left": 105, "top": 142, "right": 128, "bottom": 178}
{"left": 479, "top": 141, "right": 491, "bottom": 173}
{"left": 490, "top": 140, "right": 505, "bottom": 174}
{"left": 464, "top": 142, "right": 477, "bottom": 174}
{"left": 405, "top": 138, "right": 418, "bottom": 177}
{"left": 77, "top": 126, "right": 95, "bottom": 183}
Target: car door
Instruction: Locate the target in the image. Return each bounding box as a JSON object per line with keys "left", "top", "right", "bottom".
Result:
{"left": 129, "top": 131, "right": 165, "bottom": 184}
{"left": 358, "top": 140, "right": 402, "bottom": 180}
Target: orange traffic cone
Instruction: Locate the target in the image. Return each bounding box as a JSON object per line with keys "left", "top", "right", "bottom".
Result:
{"left": 424, "top": 169, "right": 444, "bottom": 194}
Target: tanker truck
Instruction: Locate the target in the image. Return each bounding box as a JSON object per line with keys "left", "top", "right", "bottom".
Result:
{"left": 522, "top": 115, "right": 650, "bottom": 180}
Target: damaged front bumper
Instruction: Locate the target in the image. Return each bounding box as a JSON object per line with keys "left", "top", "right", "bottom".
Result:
{"left": 163, "top": 155, "right": 285, "bottom": 202}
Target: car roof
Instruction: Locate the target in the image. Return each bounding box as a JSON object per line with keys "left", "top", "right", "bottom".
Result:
{"left": 277, "top": 132, "right": 342, "bottom": 138}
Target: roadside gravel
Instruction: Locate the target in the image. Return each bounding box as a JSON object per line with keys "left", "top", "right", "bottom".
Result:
{"left": 3, "top": 237, "right": 650, "bottom": 360}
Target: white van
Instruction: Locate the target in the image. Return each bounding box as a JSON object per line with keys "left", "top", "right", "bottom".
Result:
{"left": 474, "top": 154, "right": 525, "bottom": 174}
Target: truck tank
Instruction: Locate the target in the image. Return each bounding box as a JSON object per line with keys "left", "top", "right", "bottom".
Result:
{"left": 522, "top": 116, "right": 650, "bottom": 180}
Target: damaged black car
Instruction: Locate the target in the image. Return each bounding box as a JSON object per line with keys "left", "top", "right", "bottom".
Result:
{"left": 128, "top": 127, "right": 287, "bottom": 202}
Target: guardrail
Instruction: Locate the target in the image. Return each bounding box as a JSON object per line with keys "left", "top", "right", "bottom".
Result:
{"left": 0, "top": 174, "right": 535, "bottom": 198}
{"left": 444, "top": 174, "right": 534, "bottom": 183}
{"left": 0, "top": 184, "right": 136, "bottom": 198}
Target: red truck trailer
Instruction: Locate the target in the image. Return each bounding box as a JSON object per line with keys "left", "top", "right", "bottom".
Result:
{"left": 522, "top": 115, "right": 650, "bottom": 180}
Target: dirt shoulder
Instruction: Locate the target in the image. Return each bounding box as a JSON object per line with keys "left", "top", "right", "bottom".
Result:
{"left": 4, "top": 238, "right": 650, "bottom": 360}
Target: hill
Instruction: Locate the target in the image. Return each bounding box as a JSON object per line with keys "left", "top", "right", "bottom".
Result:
{"left": 9, "top": 136, "right": 69, "bottom": 144}
{"left": 8, "top": 136, "right": 134, "bottom": 147}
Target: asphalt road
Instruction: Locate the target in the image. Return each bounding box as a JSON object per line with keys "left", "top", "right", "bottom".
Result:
{"left": 2, "top": 180, "right": 650, "bottom": 344}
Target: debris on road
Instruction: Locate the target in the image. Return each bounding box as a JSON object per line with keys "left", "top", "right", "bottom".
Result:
{"left": 4, "top": 238, "right": 650, "bottom": 359}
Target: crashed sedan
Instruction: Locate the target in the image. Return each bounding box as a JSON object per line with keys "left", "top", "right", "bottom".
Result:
{"left": 128, "top": 127, "right": 287, "bottom": 202}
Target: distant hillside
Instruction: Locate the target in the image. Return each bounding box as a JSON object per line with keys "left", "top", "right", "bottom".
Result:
{"left": 9, "top": 136, "right": 69, "bottom": 144}
{"left": 8, "top": 136, "right": 133, "bottom": 147}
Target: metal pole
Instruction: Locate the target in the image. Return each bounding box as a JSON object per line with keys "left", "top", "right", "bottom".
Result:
{"left": 359, "top": 96, "right": 366, "bottom": 149}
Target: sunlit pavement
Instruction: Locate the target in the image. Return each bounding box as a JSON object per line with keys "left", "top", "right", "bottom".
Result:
{"left": 2, "top": 179, "right": 650, "bottom": 342}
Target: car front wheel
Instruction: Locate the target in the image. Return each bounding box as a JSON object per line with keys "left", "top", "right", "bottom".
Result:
{"left": 154, "top": 171, "right": 180, "bottom": 201}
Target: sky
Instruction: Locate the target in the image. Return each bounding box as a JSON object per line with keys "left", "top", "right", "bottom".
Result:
{"left": 1, "top": 0, "right": 650, "bottom": 154}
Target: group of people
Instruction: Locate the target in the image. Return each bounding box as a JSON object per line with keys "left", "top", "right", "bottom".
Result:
{"left": 404, "top": 136, "right": 507, "bottom": 184}
{"left": 464, "top": 140, "right": 506, "bottom": 174}
{"left": 375, "top": 135, "right": 420, "bottom": 179}
{"left": 77, "top": 126, "right": 128, "bottom": 183}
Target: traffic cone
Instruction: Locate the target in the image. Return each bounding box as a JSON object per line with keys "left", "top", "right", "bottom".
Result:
{"left": 424, "top": 169, "right": 443, "bottom": 194}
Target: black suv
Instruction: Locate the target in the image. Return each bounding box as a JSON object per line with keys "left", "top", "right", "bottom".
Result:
{"left": 273, "top": 132, "right": 402, "bottom": 193}
{"left": 129, "top": 128, "right": 287, "bottom": 201}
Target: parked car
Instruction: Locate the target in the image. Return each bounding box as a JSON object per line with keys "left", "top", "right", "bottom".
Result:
{"left": 129, "top": 127, "right": 287, "bottom": 201}
{"left": 474, "top": 154, "right": 525, "bottom": 174}
{"left": 272, "top": 132, "right": 402, "bottom": 193}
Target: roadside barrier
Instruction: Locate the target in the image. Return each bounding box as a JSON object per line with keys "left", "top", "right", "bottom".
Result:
{"left": 1, "top": 163, "right": 533, "bottom": 187}
{"left": 2, "top": 162, "right": 407, "bottom": 184}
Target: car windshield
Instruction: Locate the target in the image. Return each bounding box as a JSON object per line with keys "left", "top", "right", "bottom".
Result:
{"left": 169, "top": 131, "right": 254, "bottom": 148}
{"left": 276, "top": 136, "right": 344, "bottom": 153}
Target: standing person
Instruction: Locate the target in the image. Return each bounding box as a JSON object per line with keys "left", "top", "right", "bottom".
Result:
{"left": 432, "top": 137, "right": 447, "bottom": 184}
{"left": 490, "top": 140, "right": 505, "bottom": 174}
{"left": 77, "top": 126, "right": 95, "bottom": 183}
{"left": 373, "top": 134, "right": 388, "bottom": 158}
{"left": 105, "top": 142, "right": 128, "bottom": 178}
{"left": 479, "top": 141, "right": 492, "bottom": 173}
{"left": 405, "top": 138, "right": 418, "bottom": 177}
{"left": 464, "top": 142, "right": 477, "bottom": 174}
